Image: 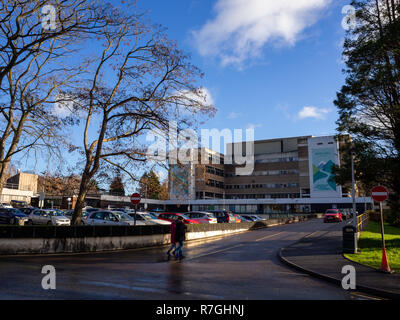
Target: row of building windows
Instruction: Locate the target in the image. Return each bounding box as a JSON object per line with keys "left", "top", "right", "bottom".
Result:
{"left": 225, "top": 193, "right": 301, "bottom": 199}
{"left": 254, "top": 157, "right": 299, "bottom": 164}
{"left": 225, "top": 169, "right": 299, "bottom": 177}
{"left": 205, "top": 166, "right": 225, "bottom": 177}
{"left": 225, "top": 183, "right": 300, "bottom": 190}
{"left": 206, "top": 179, "right": 225, "bottom": 189}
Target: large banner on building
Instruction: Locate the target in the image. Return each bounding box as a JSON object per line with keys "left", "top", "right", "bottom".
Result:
{"left": 308, "top": 136, "right": 342, "bottom": 198}
{"left": 169, "top": 164, "right": 195, "bottom": 202}
{"left": 311, "top": 148, "right": 337, "bottom": 192}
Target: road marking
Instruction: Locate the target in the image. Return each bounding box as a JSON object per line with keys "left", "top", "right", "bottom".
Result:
{"left": 350, "top": 291, "right": 385, "bottom": 301}
{"left": 185, "top": 244, "right": 244, "bottom": 261}
{"left": 255, "top": 232, "right": 285, "bottom": 242}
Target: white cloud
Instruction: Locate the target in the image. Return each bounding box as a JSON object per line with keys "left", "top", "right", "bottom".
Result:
{"left": 227, "top": 112, "right": 242, "bottom": 119}
{"left": 297, "top": 106, "right": 331, "bottom": 120}
{"left": 246, "top": 123, "right": 263, "bottom": 130}
{"left": 192, "top": 0, "right": 331, "bottom": 66}
{"left": 180, "top": 87, "right": 215, "bottom": 106}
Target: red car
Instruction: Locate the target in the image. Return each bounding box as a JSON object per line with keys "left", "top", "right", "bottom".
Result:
{"left": 323, "top": 209, "right": 343, "bottom": 223}
{"left": 157, "top": 213, "right": 199, "bottom": 224}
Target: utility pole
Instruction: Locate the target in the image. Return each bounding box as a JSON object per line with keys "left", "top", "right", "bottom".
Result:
{"left": 350, "top": 148, "right": 357, "bottom": 228}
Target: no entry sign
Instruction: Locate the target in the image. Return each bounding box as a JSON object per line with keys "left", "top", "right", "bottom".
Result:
{"left": 371, "top": 186, "right": 389, "bottom": 202}
{"left": 130, "top": 193, "right": 141, "bottom": 205}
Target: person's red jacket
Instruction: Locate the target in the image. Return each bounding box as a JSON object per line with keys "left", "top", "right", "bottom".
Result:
{"left": 170, "top": 221, "right": 176, "bottom": 243}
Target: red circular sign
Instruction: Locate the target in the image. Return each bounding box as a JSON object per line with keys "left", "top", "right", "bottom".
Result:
{"left": 130, "top": 193, "right": 141, "bottom": 205}
{"left": 371, "top": 186, "right": 389, "bottom": 202}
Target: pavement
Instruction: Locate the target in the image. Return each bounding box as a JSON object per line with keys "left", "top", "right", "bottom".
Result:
{"left": 0, "top": 218, "right": 377, "bottom": 300}
{"left": 279, "top": 221, "right": 400, "bottom": 299}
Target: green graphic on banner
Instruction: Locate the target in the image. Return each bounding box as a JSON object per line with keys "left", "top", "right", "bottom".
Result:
{"left": 312, "top": 148, "right": 337, "bottom": 192}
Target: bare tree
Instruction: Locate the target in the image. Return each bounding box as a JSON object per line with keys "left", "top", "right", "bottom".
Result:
{"left": 0, "top": 0, "right": 122, "bottom": 196}
{"left": 70, "top": 5, "right": 215, "bottom": 224}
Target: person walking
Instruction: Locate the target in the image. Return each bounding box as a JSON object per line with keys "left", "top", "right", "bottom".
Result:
{"left": 166, "top": 219, "right": 177, "bottom": 260}
{"left": 174, "top": 216, "right": 187, "bottom": 261}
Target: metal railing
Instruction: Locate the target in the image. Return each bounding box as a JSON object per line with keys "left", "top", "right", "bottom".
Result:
{"left": 356, "top": 212, "right": 369, "bottom": 232}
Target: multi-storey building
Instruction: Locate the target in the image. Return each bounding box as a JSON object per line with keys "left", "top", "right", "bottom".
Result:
{"left": 168, "top": 135, "right": 368, "bottom": 213}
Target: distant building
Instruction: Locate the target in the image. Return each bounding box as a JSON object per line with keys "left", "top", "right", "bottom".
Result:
{"left": 1, "top": 172, "right": 38, "bottom": 204}
{"left": 167, "top": 135, "right": 369, "bottom": 214}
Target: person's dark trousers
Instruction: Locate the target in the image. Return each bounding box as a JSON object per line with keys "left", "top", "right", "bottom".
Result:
{"left": 175, "top": 241, "right": 184, "bottom": 258}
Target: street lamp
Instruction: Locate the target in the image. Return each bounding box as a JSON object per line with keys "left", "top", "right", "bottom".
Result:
{"left": 350, "top": 148, "right": 357, "bottom": 228}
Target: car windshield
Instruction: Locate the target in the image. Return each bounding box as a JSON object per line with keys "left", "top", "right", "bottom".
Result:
{"left": 46, "top": 210, "right": 64, "bottom": 217}
{"left": 139, "top": 213, "right": 154, "bottom": 220}
{"left": 326, "top": 210, "right": 339, "bottom": 214}
{"left": 9, "top": 209, "right": 24, "bottom": 216}
{"left": 113, "top": 212, "right": 133, "bottom": 221}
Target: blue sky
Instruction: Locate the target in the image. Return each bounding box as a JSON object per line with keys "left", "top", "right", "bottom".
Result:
{"left": 135, "top": 0, "right": 350, "bottom": 141}
{"left": 15, "top": 0, "right": 352, "bottom": 189}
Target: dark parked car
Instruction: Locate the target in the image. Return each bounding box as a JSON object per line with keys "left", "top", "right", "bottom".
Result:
{"left": 19, "top": 207, "right": 38, "bottom": 215}
{"left": 0, "top": 208, "right": 29, "bottom": 225}
{"left": 207, "top": 210, "right": 236, "bottom": 223}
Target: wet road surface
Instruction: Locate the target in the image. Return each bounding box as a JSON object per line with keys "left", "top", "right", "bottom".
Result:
{"left": 0, "top": 219, "right": 376, "bottom": 300}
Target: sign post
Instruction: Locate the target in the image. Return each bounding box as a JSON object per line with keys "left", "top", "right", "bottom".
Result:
{"left": 371, "top": 186, "right": 391, "bottom": 273}
{"left": 130, "top": 193, "right": 141, "bottom": 226}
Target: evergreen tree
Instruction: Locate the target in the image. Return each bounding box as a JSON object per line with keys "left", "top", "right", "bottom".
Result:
{"left": 139, "top": 170, "right": 162, "bottom": 199}
{"left": 109, "top": 175, "right": 125, "bottom": 196}
{"left": 334, "top": 0, "right": 400, "bottom": 225}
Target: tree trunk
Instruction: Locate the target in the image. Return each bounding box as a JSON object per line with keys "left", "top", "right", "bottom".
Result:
{"left": 0, "top": 160, "right": 11, "bottom": 199}
{"left": 72, "top": 165, "right": 93, "bottom": 225}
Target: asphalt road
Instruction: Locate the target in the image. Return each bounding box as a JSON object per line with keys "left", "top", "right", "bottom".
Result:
{"left": 0, "top": 218, "right": 376, "bottom": 300}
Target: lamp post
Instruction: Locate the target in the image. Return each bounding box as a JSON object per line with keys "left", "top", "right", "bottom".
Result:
{"left": 350, "top": 148, "right": 357, "bottom": 228}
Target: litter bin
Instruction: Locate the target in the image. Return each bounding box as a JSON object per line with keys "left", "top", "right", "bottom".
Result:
{"left": 343, "top": 225, "right": 357, "bottom": 254}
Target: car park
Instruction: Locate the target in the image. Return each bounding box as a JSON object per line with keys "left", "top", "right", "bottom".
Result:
{"left": 323, "top": 209, "right": 343, "bottom": 223}
{"left": 28, "top": 209, "right": 71, "bottom": 226}
{"left": 158, "top": 213, "right": 199, "bottom": 224}
{"left": 185, "top": 212, "right": 218, "bottom": 224}
{"left": 207, "top": 210, "right": 236, "bottom": 223}
{"left": 10, "top": 200, "right": 28, "bottom": 208}
{"left": 85, "top": 210, "right": 146, "bottom": 226}
{"left": 239, "top": 215, "right": 255, "bottom": 222}
{"left": 249, "top": 215, "right": 265, "bottom": 221}
{"left": 0, "top": 202, "right": 13, "bottom": 208}
{"left": 0, "top": 208, "right": 29, "bottom": 225}
{"left": 19, "top": 207, "right": 38, "bottom": 215}
{"left": 127, "top": 211, "right": 171, "bottom": 225}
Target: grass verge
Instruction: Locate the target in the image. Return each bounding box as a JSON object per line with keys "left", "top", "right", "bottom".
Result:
{"left": 345, "top": 221, "right": 400, "bottom": 272}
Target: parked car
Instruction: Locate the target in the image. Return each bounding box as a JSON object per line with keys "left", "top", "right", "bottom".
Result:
{"left": 239, "top": 215, "right": 255, "bottom": 222}
{"left": 28, "top": 209, "right": 71, "bottom": 226}
{"left": 19, "top": 207, "right": 38, "bottom": 215}
{"left": 0, "top": 202, "right": 13, "bottom": 208}
{"left": 85, "top": 210, "right": 146, "bottom": 226}
{"left": 207, "top": 210, "right": 236, "bottom": 223}
{"left": 323, "top": 209, "right": 343, "bottom": 223}
{"left": 10, "top": 200, "right": 28, "bottom": 208}
{"left": 83, "top": 207, "right": 100, "bottom": 214}
{"left": 127, "top": 212, "right": 171, "bottom": 225}
{"left": 158, "top": 213, "right": 199, "bottom": 224}
{"left": 0, "top": 208, "right": 29, "bottom": 225}
{"left": 63, "top": 210, "right": 90, "bottom": 220}
{"left": 184, "top": 212, "right": 218, "bottom": 224}
{"left": 248, "top": 215, "right": 265, "bottom": 221}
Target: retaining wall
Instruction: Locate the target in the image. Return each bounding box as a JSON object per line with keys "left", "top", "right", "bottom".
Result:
{"left": 0, "top": 215, "right": 320, "bottom": 255}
